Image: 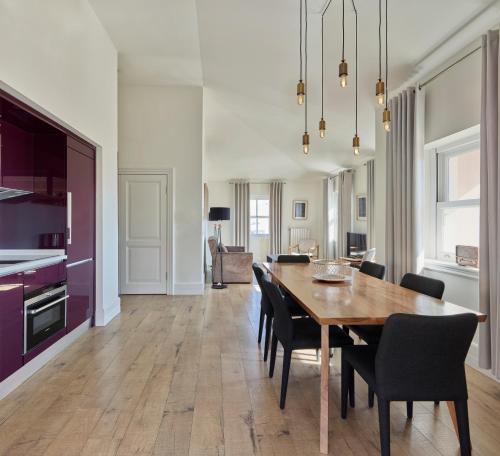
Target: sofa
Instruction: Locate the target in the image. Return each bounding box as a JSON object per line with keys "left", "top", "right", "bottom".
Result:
{"left": 208, "top": 236, "right": 253, "bottom": 283}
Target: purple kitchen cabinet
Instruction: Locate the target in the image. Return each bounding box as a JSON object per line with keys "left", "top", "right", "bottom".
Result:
{"left": 66, "top": 138, "right": 95, "bottom": 264}
{"left": 66, "top": 259, "right": 94, "bottom": 333}
{"left": 0, "top": 273, "right": 24, "bottom": 382}
{"left": 23, "top": 262, "right": 66, "bottom": 297}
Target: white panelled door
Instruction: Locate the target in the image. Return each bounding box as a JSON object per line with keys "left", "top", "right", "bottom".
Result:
{"left": 119, "top": 174, "right": 167, "bottom": 294}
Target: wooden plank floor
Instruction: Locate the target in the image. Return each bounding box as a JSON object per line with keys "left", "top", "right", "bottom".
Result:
{"left": 0, "top": 284, "right": 499, "bottom": 455}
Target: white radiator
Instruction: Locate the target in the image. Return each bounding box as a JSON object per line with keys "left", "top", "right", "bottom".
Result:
{"left": 289, "top": 227, "right": 311, "bottom": 246}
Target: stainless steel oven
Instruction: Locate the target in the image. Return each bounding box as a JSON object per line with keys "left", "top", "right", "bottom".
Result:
{"left": 24, "top": 283, "right": 68, "bottom": 354}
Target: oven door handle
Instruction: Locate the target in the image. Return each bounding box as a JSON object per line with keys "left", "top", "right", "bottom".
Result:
{"left": 26, "top": 295, "right": 69, "bottom": 315}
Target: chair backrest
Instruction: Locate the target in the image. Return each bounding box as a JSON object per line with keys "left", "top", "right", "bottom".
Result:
{"left": 375, "top": 313, "right": 478, "bottom": 401}
{"left": 362, "top": 248, "right": 376, "bottom": 262}
{"left": 359, "top": 261, "right": 386, "bottom": 280}
{"left": 261, "top": 275, "right": 293, "bottom": 345}
{"left": 298, "top": 239, "right": 316, "bottom": 253}
{"left": 252, "top": 263, "right": 273, "bottom": 316}
{"left": 400, "top": 273, "right": 445, "bottom": 300}
{"left": 276, "top": 254, "right": 310, "bottom": 263}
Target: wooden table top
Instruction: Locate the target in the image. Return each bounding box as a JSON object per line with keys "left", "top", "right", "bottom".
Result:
{"left": 263, "top": 262, "right": 487, "bottom": 325}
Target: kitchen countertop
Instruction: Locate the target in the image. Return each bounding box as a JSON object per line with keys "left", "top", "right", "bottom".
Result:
{"left": 0, "top": 250, "right": 67, "bottom": 278}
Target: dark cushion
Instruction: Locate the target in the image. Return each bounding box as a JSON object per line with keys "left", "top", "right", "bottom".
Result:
{"left": 292, "top": 319, "right": 353, "bottom": 350}
{"left": 276, "top": 255, "right": 310, "bottom": 263}
{"left": 342, "top": 345, "right": 377, "bottom": 387}
{"left": 350, "top": 325, "right": 384, "bottom": 345}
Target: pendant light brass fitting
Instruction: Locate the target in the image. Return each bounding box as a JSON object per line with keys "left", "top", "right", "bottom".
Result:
{"left": 383, "top": 108, "right": 391, "bottom": 132}
{"left": 339, "top": 60, "right": 348, "bottom": 87}
{"left": 319, "top": 118, "right": 326, "bottom": 138}
{"left": 303, "top": 132, "right": 310, "bottom": 154}
{"left": 376, "top": 79, "right": 385, "bottom": 105}
{"left": 352, "top": 134, "right": 360, "bottom": 155}
{"left": 297, "top": 80, "right": 305, "bottom": 105}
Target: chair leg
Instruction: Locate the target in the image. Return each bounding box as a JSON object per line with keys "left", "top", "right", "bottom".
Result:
{"left": 342, "top": 325, "right": 350, "bottom": 335}
{"left": 258, "top": 308, "right": 265, "bottom": 344}
{"left": 263, "top": 316, "right": 272, "bottom": 362}
{"left": 406, "top": 401, "right": 413, "bottom": 419}
{"left": 269, "top": 334, "right": 278, "bottom": 378}
{"left": 341, "top": 352, "right": 350, "bottom": 418}
{"left": 434, "top": 401, "right": 440, "bottom": 406}
{"left": 368, "top": 387, "right": 375, "bottom": 408}
{"left": 377, "top": 399, "right": 391, "bottom": 456}
{"left": 279, "top": 349, "right": 292, "bottom": 409}
{"left": 454, "top": 399, "right": 472, "bottom": 456}
{"left": 349, "top": 368, "right": 355, "bottom": 408}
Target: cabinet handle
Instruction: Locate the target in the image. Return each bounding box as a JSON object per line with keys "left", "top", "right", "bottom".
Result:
{"left": 67, "top": 191, "right": 72, "bottom": 245}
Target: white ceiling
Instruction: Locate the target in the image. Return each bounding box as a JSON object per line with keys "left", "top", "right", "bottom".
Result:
{"left": 90, "top": 0, "right": 497, "bottom": 181}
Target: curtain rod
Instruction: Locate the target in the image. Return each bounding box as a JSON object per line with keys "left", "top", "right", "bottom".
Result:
{"left": 228, "top": 181, "right": 286, "bottom": 185}
{"left": 418, "top": 45, "right": 481, "bottom": 90}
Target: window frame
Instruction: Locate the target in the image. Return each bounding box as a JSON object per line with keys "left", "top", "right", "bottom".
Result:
{"left": 425, "top": 127, "right": 480, "bottom": 265}
{"left": 250, "top": 197, "right": 270, "bottom": 237}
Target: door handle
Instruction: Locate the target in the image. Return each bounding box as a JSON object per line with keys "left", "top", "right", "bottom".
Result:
{"left": 67, "top": 191, "right": 72, "bottom": 245}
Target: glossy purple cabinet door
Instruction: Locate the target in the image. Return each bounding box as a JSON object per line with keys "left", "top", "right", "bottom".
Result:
{"left": 66, "top": 139, "right": 95, "bottom": 263}
{"left": 23, "top": 262, "right": 66, "bottom": 296}
{"left": 66, "top": 260, "right": 94, "bottom": 333}
{"left": 0, "top": 273, "right": 24, "bottom": 382}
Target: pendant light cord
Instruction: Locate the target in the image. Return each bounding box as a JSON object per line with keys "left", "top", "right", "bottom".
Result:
{"left": 378, "top": 0, "right": 382, "bottom": 79}
{"left": 299, "top": 0, "right": 303, "bottom": 81}
{"left": 321, "top": 0, "right": 333, "bottom": 119}
{"left": 385, "top": 0, "right": 388, "bottom": 109}
{"left": 305, "top": 0, "right": 308, "bottom": 131}
{"left": 351, "top": 0, "right": 358, "bottom": 134}
{"left": 341, "top": 0, "right": 345, "bottom": 60}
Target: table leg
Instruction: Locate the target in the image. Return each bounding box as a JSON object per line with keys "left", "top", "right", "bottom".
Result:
{"left": 446, "top": 401, "right": 460, "bottom": 438}
{"left": 320, "top": 325, "right": 329, "bottom": 454}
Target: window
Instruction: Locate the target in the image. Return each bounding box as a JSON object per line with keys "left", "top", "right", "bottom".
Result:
{"left": 250, "top": 198, "right": 270, "bottom": 236}
{"left": 430, "top": 134, "right": 480, "bottom": 262}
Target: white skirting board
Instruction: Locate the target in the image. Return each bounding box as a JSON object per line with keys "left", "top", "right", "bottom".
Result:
{"left": 0, "top": 319, "right": 91, "bottom": 400}
{"left": 174, "top": 282, "right": 205, "bottom": 295}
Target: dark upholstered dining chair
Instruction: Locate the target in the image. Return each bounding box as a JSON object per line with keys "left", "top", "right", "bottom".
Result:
{"left": 359, "top": 261, "right": 386, "bottom": 279}
{"left": 262, "top": 276, "right": 353, "bottom": 409}
{"left": 252, "top": 263, "right": 307, "bottom": 361}
{"left": 276, "top": 254, "right": 310, "bottom": 263}
{"left": 341, "top": 313, "right": 478, "bottom": 456}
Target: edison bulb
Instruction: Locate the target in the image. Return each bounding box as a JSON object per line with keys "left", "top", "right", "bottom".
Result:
{"left": 384, "top": 121, "right": 391, "bottom": 132}
{"left": 303, "top": 144, "right": 309, "bottom": 154}
{"left": 298, "top": 94, "right": 304, "bottom": 105}
{"left": 353, "top": 147, "right": 360, "bottom": 156}
{"left": 377, "top": 94, "right": 384, "bottom": 105}
{"left": 340, "top": 75, "right": 347, "bottom": 88}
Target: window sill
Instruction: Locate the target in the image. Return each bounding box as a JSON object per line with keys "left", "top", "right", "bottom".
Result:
{"left": 423, "top": 259, "right": 479, "bottom": 280}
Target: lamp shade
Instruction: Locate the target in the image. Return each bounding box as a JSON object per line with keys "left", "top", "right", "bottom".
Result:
{"left": 209, "top": 207, "right": 230, "bottom": 221}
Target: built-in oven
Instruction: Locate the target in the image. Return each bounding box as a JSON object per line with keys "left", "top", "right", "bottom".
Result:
{"left": 24, "top": 283, "right": 68, "bottom": 354}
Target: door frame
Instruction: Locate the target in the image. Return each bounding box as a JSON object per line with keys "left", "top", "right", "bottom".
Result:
{"left": 118, "top": 168, "right": 174, "bottom": 295}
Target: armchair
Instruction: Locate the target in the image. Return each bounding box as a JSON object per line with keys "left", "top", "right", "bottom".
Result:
{"left": 208, "top": 236, "right": 253, "bottom": 283}
{"left": 288, "top": 239, "right": 319, "bottom": 259}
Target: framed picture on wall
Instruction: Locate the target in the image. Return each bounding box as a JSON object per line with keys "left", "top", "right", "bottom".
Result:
{"left": 356, "top": 194, "right": 367, "bottom": 220}
{"left": 293, "top": 200, "right": 308, "bottom": 220}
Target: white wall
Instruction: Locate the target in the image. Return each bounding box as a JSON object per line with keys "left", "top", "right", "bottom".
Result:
{"left": 0, "top": 0, "right": 120, "bottom": 325}
{"left": 352, "top": 165, "right": 367, "bottom": 234}
{"left": 118, "top": 85, "right": 204, "bottom": 295}
{"left": 207, "top": 180, "right": 324, "bottom": 261}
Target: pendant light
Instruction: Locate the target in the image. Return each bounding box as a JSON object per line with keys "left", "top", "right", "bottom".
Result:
{"left": 297, "top": 0, "right": 305, "bottom": 105}
{"left": 375, "top": 0, "right": 385, "bottom": 105}
{"left": 352, "top": 1, "right": 359, "bottom": 155}
{"left": 339, "top": 0, "right": 348, "bottom": 88}
{"left": 319, "top": 0, "right": 332, "bottom": 138}
{"left": 303, "top": 0, "right": 310, "bottom": 154}
{"left": 383, "top": 0, "right": 391, "bottom": 131}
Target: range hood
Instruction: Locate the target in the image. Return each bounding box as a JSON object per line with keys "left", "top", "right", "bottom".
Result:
{"left": 0, "top": 186, "right": 33, "bottom": 201}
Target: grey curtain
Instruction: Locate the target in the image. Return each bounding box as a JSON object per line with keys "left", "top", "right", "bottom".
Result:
{"left": 234, "top": 182, "right": 250, "bottom": 250}
{"left": 269, "top": 182, "right": 283, "bottom": 254}
{"left": 479, "top": 29, "right": 499, "bottom": 378}
{"left": 385, "top": 87, "right": 425, "bottom": 283}
{"left": 366, "top": 160, "right": 375, "bottom": 249}
{"left": 336, "top": 170, "right": 353, "bottom": 258}
{"left": 323, "top": 177, "right": 335, "bottom": 259}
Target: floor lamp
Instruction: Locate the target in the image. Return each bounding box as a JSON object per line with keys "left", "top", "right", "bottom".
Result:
{"left": 209, "top": 207, "right": 230, "bottom": 289}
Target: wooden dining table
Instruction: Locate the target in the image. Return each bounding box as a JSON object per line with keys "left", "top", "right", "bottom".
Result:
{"left": 262, "top": 262, "right": 487, "bottom": 455}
